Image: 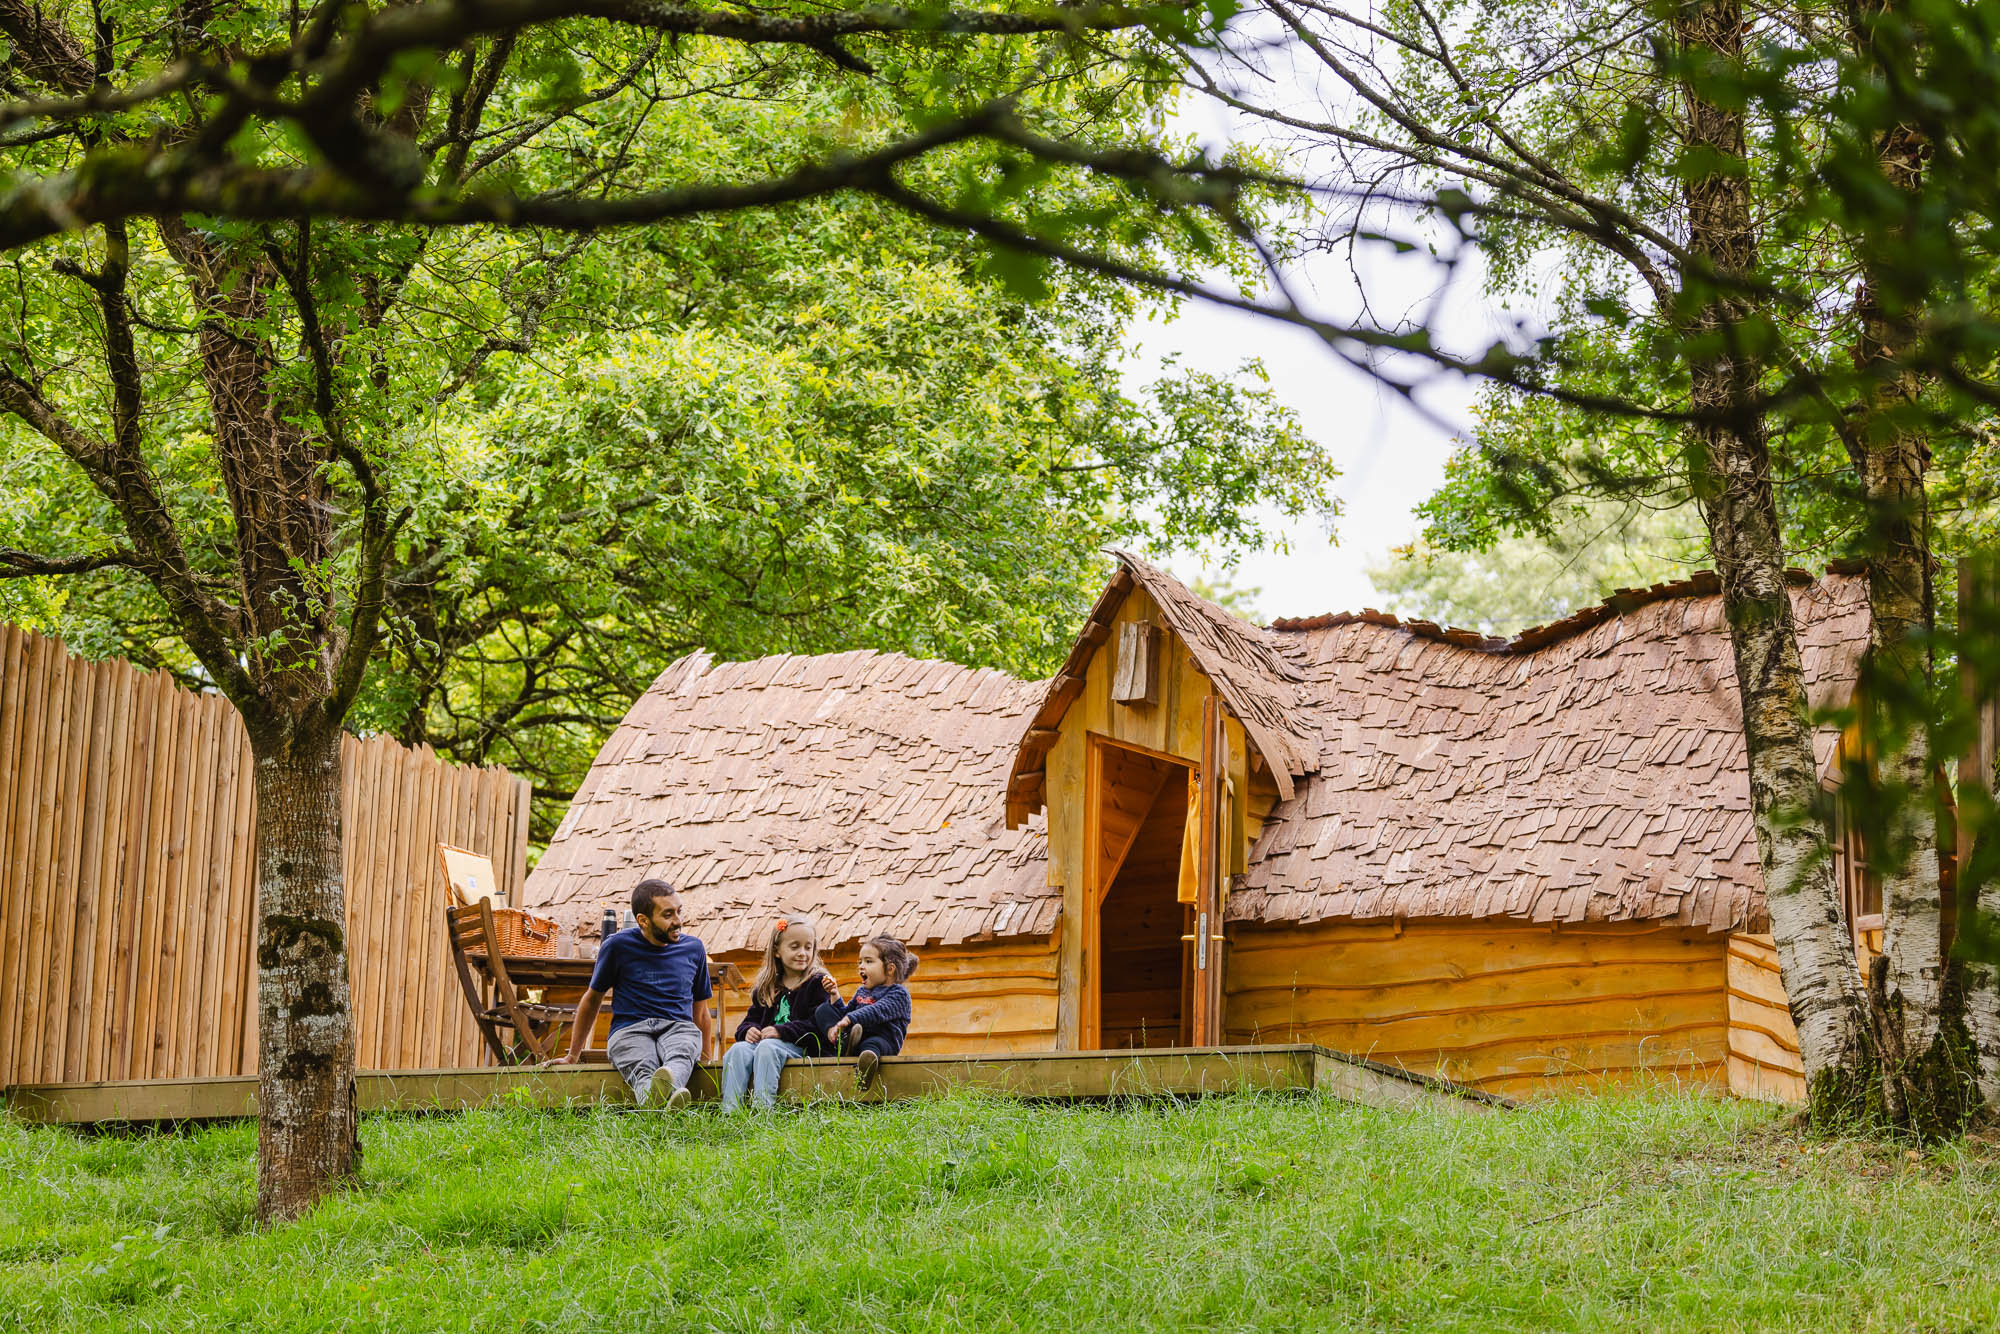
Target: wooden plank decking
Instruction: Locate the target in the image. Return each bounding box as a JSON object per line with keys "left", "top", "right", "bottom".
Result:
{"left": 2, "top": 1044, "right": 1507, "bottom": 1125}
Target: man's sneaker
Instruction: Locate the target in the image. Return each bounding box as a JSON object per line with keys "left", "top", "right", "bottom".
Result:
{"left": 855, "top": 1049, "right": 880, "bottom": 1094}
{"left": 664, "top": 1086, "right": 693, "bottom": 1112}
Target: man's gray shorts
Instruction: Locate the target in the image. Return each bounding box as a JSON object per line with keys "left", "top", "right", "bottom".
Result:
{"left": 604, "top": 1018, "right": 702, "bottom": 1103}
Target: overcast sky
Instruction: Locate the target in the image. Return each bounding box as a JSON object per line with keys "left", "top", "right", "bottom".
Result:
{"left": 1135, "top": 295, "right": 1478, "bottom": 623}
{"left": 1126, "top": 46, "right": 1503, "bottom": 624}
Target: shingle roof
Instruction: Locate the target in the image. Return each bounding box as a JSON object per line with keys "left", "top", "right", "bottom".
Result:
{"left": 1118, "top": 551, "right": 1321, "bottom": 789}
{"left": 1233, "top": 571, "right": 1869, "bottom": 933}
{"left": 526, "top": 567, "right": 1870, "bottom": 946}
{"left": 523, "top": 650, "right": 1056, "bottom": 953}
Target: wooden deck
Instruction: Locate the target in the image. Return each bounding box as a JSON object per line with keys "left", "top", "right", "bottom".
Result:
{"left": 2, "top": 1044, "right": 1507, "bottom": 1125}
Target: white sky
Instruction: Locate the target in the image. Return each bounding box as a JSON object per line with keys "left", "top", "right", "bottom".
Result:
{"left": 1122, "top": 43, "right": 1503, "bottom": 623}
{"left": 1133, "top": 295, "right": 1479, "bottom": 622}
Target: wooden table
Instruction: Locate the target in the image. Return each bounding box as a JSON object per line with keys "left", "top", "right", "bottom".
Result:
{"left": 486, "top": 955, "right": 595, "bottom": 990}
{"left": 476, "top": 954, "right": 745, "bottom": 1057}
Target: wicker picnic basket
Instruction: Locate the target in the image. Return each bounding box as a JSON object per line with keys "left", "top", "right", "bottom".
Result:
{"left": 480, "top": 906, "right": 559, "bottom": 958}
{"left": 437, "top": 842, "right": 560, "bottom": 958}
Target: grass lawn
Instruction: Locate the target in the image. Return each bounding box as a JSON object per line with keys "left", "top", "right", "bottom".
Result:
{"left": 2, "top": 1089, "right": 1997, "bottom": 1332}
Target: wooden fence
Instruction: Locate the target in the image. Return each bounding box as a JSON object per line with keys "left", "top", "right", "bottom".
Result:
{"left": 0, "top": 625, "right": 531, "bottom": 1088}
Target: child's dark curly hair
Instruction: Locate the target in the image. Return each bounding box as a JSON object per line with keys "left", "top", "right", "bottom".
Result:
{"left": 863, "top": 934, "right": 920, "bottom": 983}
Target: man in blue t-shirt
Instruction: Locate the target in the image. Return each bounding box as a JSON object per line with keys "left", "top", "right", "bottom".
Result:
{"left": 552, "top": 878, "right": 714, "bottom": 1108}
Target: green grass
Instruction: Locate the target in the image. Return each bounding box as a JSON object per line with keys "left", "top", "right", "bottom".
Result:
{"left": 2, "top": 1090, "right": 1998, "bottom": 1332}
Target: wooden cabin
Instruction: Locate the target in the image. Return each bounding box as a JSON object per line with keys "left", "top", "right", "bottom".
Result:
{"left": 525, "top": 554, "right": 1874, "bottom": 1101}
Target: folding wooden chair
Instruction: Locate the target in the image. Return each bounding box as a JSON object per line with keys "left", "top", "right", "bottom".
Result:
{"left": 445, "top": 899, "right": 577, "bottom": 1064}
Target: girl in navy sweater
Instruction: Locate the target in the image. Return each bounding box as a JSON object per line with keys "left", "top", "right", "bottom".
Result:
{"left": 719, "top": 916, "right": 841, "bottom": 1112}
{"left": 815, "top": 934, "right": 919, "bottom": 1093}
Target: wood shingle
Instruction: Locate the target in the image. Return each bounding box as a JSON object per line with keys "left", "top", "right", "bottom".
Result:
{"left": 527, "top": 564, "right": 1869, "bottom": 948}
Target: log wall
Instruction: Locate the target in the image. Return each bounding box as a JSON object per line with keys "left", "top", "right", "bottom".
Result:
{"left": 1221, "top": 918, "right": 1735, "bottom": 1099}
{"left": 1724, "top": 932, "right": 1807, "bottom": 1102}
{"left": 712, "top": 937, "right": 1061, "bottom": 1055}
{"left": 0, "top": 625, "right": 530, "bottom": 1087}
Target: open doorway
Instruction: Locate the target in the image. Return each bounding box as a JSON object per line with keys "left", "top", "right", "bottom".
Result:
{"left": 1089, "top": 740, "right": 1192, "bottom": 1049}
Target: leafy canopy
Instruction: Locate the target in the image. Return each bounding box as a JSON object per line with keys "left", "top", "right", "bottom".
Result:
{"left": 0, "top": 26, "right": 1333, "bottom": 830}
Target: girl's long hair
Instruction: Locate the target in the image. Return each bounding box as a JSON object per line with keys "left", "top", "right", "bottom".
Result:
{"left": 751, "top": 915, "right": 821, "bottom": 1006}
{"left": 864, "top": 934, "right": 921, "bottom": 984}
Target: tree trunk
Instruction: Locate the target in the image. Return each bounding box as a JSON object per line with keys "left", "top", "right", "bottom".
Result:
{"left": 1969, "top": 788, "right": 2000, "bottom": 1105}
{"left": 1956, "top": 553, "right": 2000, "bottom": 1101}
{"left": 252, "top": 718, "right": 360, "bottom": 1223}
{"left": 1839, "top": 0, "right": 1981, "bottom": 1137}
{"left": 1675, "top": 0, "right": 1880, "bottom": 1120}
{"left": 1702, "top": 457, "right": 1881, "bottom": 1120}
{"left": 1851, "top": 293, "right": 1979, "bottom": 1134}
{"left": 1969, "top": 885, "right": 2000, "bottom": 1104}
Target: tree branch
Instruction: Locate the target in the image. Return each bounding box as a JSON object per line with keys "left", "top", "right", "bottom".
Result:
{"left": 0, "top": 358, "right": 252, "bottom": 696}
{"left": 306, "top": 0, "right": 1195, "bottom": 102}
{"left": 0, "top": 0, "right": 96, "bottom": 94}
{"left": 865, "top": 173, "right": 1701, "bottom": 424}
{"left": 0, "top": 543, "right": 138, "bottom": 576}
{"left": 264, "top": 219, "right": 410, "bottom": 722}
{"left": 0, "top": 103, "right": 1010, "bottom": 249}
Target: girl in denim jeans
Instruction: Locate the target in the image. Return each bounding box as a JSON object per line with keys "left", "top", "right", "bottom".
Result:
{"left": 719, "top": 916, "right": 839, "bottom": 1111}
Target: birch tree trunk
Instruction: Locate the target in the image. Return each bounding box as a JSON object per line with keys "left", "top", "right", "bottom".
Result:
{"left": 251, "top": 719, "right": 360, "bottom": 1221}
{"left": 1956, "top": 557, "right": 2000, "bottom": 1100}
{"left": 1849, "top": 276, "right": 1978, "bottom": 1133}
{"left": 1971, "top": 880, "right": 2000, "bottom": 1102}
{"left": 1838, "top": 0, "right": 1980, "bottom": 1135}
{"left": 1969, "top": 781, "right": 2000, "bottom": 1104}
{"left": 1675, "top": 0, "right": 1880, "bottom": 1120}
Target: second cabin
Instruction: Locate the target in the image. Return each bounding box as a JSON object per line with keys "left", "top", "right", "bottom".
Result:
{"left": 525, "top": 552, "right": 1879, "bottom": 1102}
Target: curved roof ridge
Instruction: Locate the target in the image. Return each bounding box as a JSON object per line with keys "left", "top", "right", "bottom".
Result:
{"left": 1268, "top": 564, "right": 1861, "bottom": 653}
{"left": 689, "top": 644, "right": 1015, "bottom": 683}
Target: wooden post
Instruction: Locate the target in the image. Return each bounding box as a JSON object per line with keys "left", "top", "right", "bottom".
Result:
{"left": 1080, "top": 736, "right": 1103, "bottom": 1049}
{"left": 1192, "top": 694, "right": 1225, "bottom": 1045}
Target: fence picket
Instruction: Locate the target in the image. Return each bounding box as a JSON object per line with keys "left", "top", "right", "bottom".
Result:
{"left": 0, "top": 628, "right": 528, "bottom": 1084}
{"left": 0, "top": 630, "right": 42, "bottom": 1084}
{"left": 20, "top": 640, "right": 80, "bottom": 1082}
{"left": 219, "top": 728, "right": 257, "bottom": 1074}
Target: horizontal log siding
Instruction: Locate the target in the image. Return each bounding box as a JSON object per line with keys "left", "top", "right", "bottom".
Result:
{"left": 713, "top": 938, "right": 1060, "bottom": 1055}
{"left": 1725, "top": 932, "right": 1806, "bottom": 1103}
{"left": 1222, "top": 919, "right": 1732, "bottom": 1099}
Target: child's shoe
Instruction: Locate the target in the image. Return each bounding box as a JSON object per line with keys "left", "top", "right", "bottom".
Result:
{"left": 855, "top": 1049, "right": 880, "bottom": 1093}
{"left": 665, "top": 1086, "right": 693, "bottom": 1112}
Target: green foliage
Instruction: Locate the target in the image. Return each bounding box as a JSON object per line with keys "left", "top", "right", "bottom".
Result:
{"left": 4, "top": 1092, "right": 1999, "bottom": 1330}
{"left": 1379, "top": 0, "right": 2000, "bottom": 572}
{"left": 0, "top": 30, "right": 1334, "bottom": 830}
{"left": 1368, "top": 502, "right": 1706, "bottom": 637}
